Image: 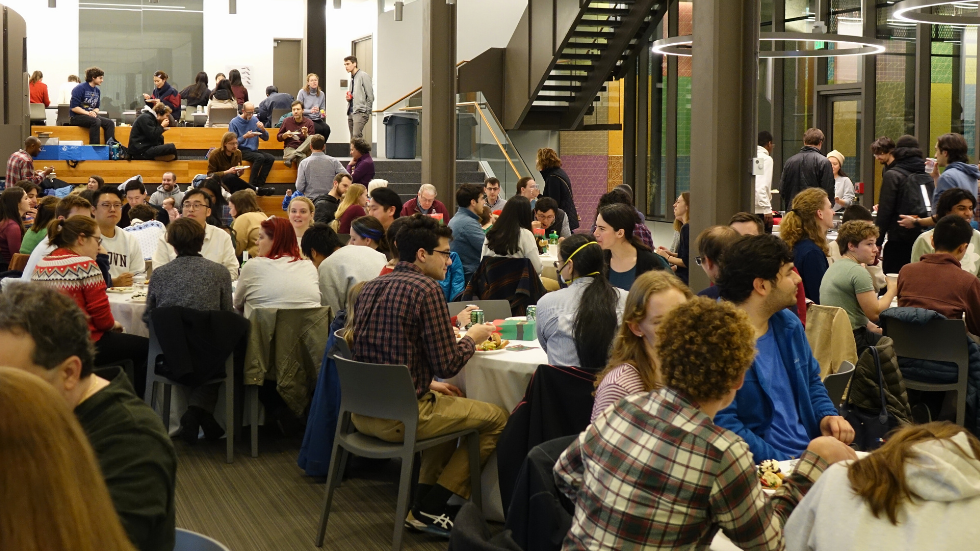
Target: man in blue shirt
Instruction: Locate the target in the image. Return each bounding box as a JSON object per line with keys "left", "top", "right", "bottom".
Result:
{"left": 228, "top": 102, "right": 274, "bottom": 186}
{"left": 447, "top": 184, "right": 486, "bottom": 284}
{"left": 714, "top": 234, "right": 854, "bottom": 462}
{"left": 69, "top": 66, "right": 116, "bottom": 145}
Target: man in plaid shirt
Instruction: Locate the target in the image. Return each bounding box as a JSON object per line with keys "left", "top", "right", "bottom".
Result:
{"left": 556, "top": 298, "right": 856, "bottom": 550}
{"left": 5, "top": 137, "right": 53, "bottom": 188}
{"left": 352, "top": 214, "right": 507, "bottom": 536}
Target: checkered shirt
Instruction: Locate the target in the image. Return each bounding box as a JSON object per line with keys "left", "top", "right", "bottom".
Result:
{"left": 6, "top": 150, "right": 42, "bottom": 187}
{"left": 555, "top": 387, "right": 827, "bottom": 550}
{"left": 352, "top": 261, "right": 476, "bottom": 397}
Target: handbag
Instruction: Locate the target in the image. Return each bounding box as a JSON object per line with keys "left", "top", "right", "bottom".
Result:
{"left": 839, "top": 345, "right": 898, "bottom": 451}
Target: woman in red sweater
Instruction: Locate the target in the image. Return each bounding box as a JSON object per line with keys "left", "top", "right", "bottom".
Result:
{"left": 29, "top": 71, "right": 50, "bottom": 107}
{"left": 31, "top": 215, "right": 150, "bottom": 397}
{"left": 0, "top": 187, "right": 29, "bottom": 271}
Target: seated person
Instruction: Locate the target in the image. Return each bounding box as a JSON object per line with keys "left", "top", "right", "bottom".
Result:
{"left": 332, "top": 183, "right": 368, "bottom": 234}
{"left": 401, "top": 184, "right": 449, "bottom": 218}
{"left": 312, "top": 173, "right": 351, "bottom": 226}
{"left": 206, "top": 132, "right": 253, "bottom": 193}
{"left": 229, "top": 102, "right": 274, "bottom": 187}
{"left": 910, "top": 188, "right": 980, "bottom": 276}
{"left": 828, "top": 204, "right": 886, "bottom": 292}
{"left": 315, "top": 216, "right": 388, "bottom": 315}
{"left": 277, "top": 100, "right": 315, "bottom": 167}
{"left": 730, "top": 211, "right": 765, "bottom": 236}
{"left": 6, "top": 137, "right": 54, "bottom": 188}
{"left": 537, "top": 235, "right": 627, "bottom": 368}
{"left": 596, "top": 203, "right": 668, "bottom": 290}
{"left": 592, "top": 270, "right": 692, "bottom": 422}
{"left": 233, "top": 217, "right": 320, "bottom": 318}
{"left": 94, "top": 186, "right": 144, "bottom": 287}
{"left": 120, "top": 179, "right": 168, "bottom": 227}
{"left": 695, "top": 225, "right": 741, "bottom": 299}
{"left": 351, "top": 214, "right": 502, "bottom": 535}
{"left": 19, "top": 195, "right": 58, "bottom": 255}
{"left": 780, "top": 187, "right": 834, "bottom": 303}
{"left": 143, "top": 218, "right": 234, "bottom": 444}
{"left": 148, "top": 172, "right": 184, "bottom": 207}
{"left": 161, "top": 197, "right": 179, "bottom": 222}
{"left": 69, "top": 67, "right": 115, "bottom": 144}
{"left": 287, "top": 196, "right": 315, "bottom": 254}
{"left": 367, "top": 186, "right": 403, "bottom": 232}
{"left": 482, "top": 195, "right": 543, "bottom": 275}
{"left": 898, "top": 214, "right": 980, "bottom": 336}
{"left": 18, "top": 195, "right": 96, "bottom": 284}
{"left": 0, "top": 284, "right": 174, "bottom": 551}
{"left": 0, "top": 367, "right": 139, "bottom": 551}
{"left": 784, "top": 422, "right": 980, "bottom": 551}
{"left": 0, "top": 187, "right": 29, "bottom": 270}
{"left": 143, "top": 70, "right": 180, "bottom": 120}
{"left": 257, "top": 85, "right": 294, "bottom": 126}
{"left": 205, "top": 79, "right": 237, "bottom": 128}
{"left": 448, "top": 183, "right": 487, "bottom": 282}
{"left": 152, "top": 188, "right": 239, "bottom": 281}
{"left": 347, "top": 138, "right": 375, "bottom": 185}
{"left": 127, "top": 204, "right": 158, "bottom": 226}
{"left": 294, "top": 134, "right": 348, "bottom": 201}
{"left": 715, "top": 235, "right": 854, "bottom": 462}
{"left": 300, "top": 222, "right": 344, "bottom": 267}
{"left": 820, "top": 221, "right": 898, "bottom": 351}
{"left": 128, "top": 103, "right": 177, "bottom": 162}
{"left": 532, "top": 196, "right": 571, "bottom": 240}
{"left": 597, "top": 188, "right": 653, "bottom": 249}
{"left": 556, "top": 297, "right": 856, "bottom": 550}
{"left": 228, "top": 189, "right": 268, "bottom": 258}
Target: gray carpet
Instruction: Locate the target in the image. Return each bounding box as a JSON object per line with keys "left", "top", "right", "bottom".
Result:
{"left": 173, "top": 432, "right": 449, "bottom": 551}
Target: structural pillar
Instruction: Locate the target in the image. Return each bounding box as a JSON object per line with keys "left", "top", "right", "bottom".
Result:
{"left": 422, "top": 0, "right": 457, "bottom": 208}
{"left": 914, "top": 23, "right": 932, "bottom": 154}
{"left": 307, "top": 0, "right": 326, "bottom": 80}
{"left": 688, "top": 0, "right": 759, "bottom": 292}
{"left": 860, "top": 0, "right": 878, "bottom": 208}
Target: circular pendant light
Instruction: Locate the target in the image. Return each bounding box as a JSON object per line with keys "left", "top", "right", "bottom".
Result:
{"left": 653, "top": 32, "right": 887, "bottom": 58}
{"left": 893, "top": 0, "right": 980, "bottom": 26}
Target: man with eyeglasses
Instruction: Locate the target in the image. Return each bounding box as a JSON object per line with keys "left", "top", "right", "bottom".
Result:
{"left": 483, "top": 177, "right": 505, "bottom": 211}
{"left": 351, "top": 214, "right": 503, "bottom": 537}
{"left": 151, "top": 188, "right": 239, "bottom": 281}
{"left": 94, "top": 186, "right": 143, "bottom": 288}
{"left": 229, "top": 101, "right": 274, "bottom": 187}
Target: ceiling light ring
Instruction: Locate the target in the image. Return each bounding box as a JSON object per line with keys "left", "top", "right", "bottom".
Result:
{"left": 652, "top": 32, "right": 887, "bottom": 58}
{"left": 893, "top": 0, "right": 980, "bottom": 26}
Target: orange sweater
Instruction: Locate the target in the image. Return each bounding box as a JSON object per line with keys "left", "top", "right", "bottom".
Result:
{"left": 29, "top": 81, "right": 50, "bottom": 107}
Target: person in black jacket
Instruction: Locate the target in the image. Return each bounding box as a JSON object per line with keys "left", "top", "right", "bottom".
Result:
{"left": 778, "top": 128, "right": 835, "bottom": 210}
{"left": 537, "top": 147, "right": 580, "bottom": 231}
{"left": 875, "top": 135, "right": 929, "bottom": 274}
{"left": 143, "top": 70, "right": 180, "bottom": 120}
{"left": 128, "top": 103, "right": 177, "bottom": 161}
{"left": 595, "top": 203, "right": 669, "bottom": 291}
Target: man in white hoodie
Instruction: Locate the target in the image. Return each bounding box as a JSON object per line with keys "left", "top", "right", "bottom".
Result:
{"left": 756, "top": 131, "right": 775, "bottom": 233}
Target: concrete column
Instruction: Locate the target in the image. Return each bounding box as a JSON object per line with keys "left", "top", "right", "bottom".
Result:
{"left": 860, "top": 0, "right": 878, "bottom": 208}
{"left": 914, "top": 23, "right": 932, "bottom": 152}
{"left": 688, "top": 0, "right": 759, "bottom": 292}
{"left": 422, "top": 0, "right": 457, "bottom": 208}
{"left": 306, "top": 0, "right": 326, "bottom": 80}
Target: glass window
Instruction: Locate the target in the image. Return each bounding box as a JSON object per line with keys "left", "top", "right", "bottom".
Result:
{"left": 874, "top": 2, "right": 916, "bottom": 201}
{"left": 929, "top": 10, "right": 977, "bottom": 160}
{"left": 827, "top": 0, "right": 863, "bottom": 85}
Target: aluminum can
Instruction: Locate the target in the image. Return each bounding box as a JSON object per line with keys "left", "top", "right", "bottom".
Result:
{"left": 525, "top": 305, "right": 536, "bottom": 321}
{"left": 471, "top": 309, "right": 485, "bottom": 325}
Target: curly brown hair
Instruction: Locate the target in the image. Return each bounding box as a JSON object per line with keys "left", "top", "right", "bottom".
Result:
{"left": 836, "top": 220, "right": 880, "bottom": 254}
{"left": 535, "top": 147, "right": 562, "bottom": 170}
{"left": 780, "top": 187, "right": 830, "bottom": 255}
{"left": 655, "top": 297, "right": 756, "bottom": 403}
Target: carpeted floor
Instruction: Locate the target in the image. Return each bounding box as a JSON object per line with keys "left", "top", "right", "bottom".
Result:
{"left": 173, "top": 430, "right": 449, "bottom": 551}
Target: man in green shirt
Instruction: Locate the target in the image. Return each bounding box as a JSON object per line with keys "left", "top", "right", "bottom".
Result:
{"left": 819, "top": 221, "right": 898, "bottom": 352}
{"left": 0, "top": 284, "right": 175, "bottom": 551}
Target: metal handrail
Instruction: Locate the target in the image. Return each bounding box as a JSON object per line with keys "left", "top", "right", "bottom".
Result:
{"left": 373, "top": 60, "right": 471, "bottom": 113}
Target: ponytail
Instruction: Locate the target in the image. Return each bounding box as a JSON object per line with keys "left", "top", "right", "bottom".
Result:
{"left": 598, "top": 203, "right": 650, "bottom": 251}
{"left": 351, "top": 215, "right": 390, "bottom": 255}
{"left": 47, "top": 215, "right": 98, "bottom": 249}
{"left": 560, "top": 235, "right": 621, "bottom": 370}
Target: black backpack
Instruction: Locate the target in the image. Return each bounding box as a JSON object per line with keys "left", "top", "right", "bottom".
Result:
{"left": 890, "top": 166, "right": 933, "bottom": 218}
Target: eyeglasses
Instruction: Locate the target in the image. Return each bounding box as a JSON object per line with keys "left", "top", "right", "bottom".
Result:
{"left": 694, "top": 256, "right": 703, "bottom": 266}
{"left": 429, "top": 249, "right": 452, "bottom": 259}
{"left": 98, "top": 202, "right": 123, "bottom": 210}
{"left": 183, "top": 202, "right": 209, "bottom": 210}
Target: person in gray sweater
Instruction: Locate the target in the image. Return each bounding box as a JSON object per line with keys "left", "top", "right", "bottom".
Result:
{"left": 143, "top": 218, "right": 234, "bottom": 444}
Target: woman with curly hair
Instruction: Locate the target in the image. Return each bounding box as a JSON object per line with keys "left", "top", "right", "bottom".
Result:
{"left": 555, "top": 298, "right": 857, "bottom": 550}
{"left": 536, "top": 147, "right": 579, "bottom": 230}
{"left": 780, "top": 187, "right": 834, "bottom": 303}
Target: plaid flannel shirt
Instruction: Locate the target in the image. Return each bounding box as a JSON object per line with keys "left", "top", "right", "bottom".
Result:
{"left": 554, "top": 387, "right": 827, "bottom": 551}
{"left": 352, "top": 261, "right": 476, "bottom": 397}
{"left": 5, "top": 150, "right": 42, "bottom": 187}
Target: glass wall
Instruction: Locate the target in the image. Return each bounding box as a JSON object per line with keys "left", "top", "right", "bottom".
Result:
{"left": 78, "top": 0, "right": 204, "bottom": 119}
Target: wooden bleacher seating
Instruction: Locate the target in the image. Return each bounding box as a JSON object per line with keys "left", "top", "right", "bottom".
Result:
{"left": 33, "top": 126, "right": 286, "bottom": 151}
{"left": 41, "top": 160, "right": 299, "bottom": 185}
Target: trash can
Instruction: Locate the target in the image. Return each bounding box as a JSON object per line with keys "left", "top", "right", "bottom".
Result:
{"left": 456, "top": 113, "right": 479, "bottom": 160}
{"left": 384, "top": 112, "right": 420, "bottom": 159}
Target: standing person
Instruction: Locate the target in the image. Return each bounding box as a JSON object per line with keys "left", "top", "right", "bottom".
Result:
{"left": 257, "top": 85, "right": 294, "bottom": 127}
{"left": 347, "top": 138, "right": 375, "bottom": 185}
{"left": 29, "top": 70, "right": 50, "bottom": 107}
{"left": 536, "top": 235, "right": 627, "bottom": 369}
{"left": 205, "top": 80, "right": 237, "bottom": 128}
{"left": 400, "top": 184, "right": 449, "bottom": 218}
{"left": 294, "top": 134, "right": 348, "bottom": 200}
{"left": 142, "top": 71, "right": 180, "bottom": 120}
{"left": 226, "top": 69, "right": 248, "bottom": 110}
{"left": 932, "top": 133, "right": 980, "bottom": 208}
{"left": 5, "top": 136, "right": 54, "bottom": 187}
{"left": 179, "top": 71, "right": 210, "bottom": 109}
{"left": 92, "top": 187, "right": 143, "bottom": 287}
{"left": 537, "top": 147, "right": 579, "bottom": 230}
{"left": 483, "top": 195, "right": 543, "bottom": 275}
{"left": 780, "top": 187, "right": 834, "bottom": 303}
{"left": 128, "top": 103, "right": 176, "bottom": 162}
{"left": 333, "top": 183, "right": 368, "bottom": 234}
{"left": 148, "top": 172, "right": 183, "bottom": 207}
{"left": 234, "top": 217, "right": 320, "bottom": 318}
{"left": 228, "top": 189, "right": 267, "bottom": 258}
{"left": 596, "top": 203, "right": 668, "bottom": 291}
{"left": 344, "top": 55, "right": 374, "bottom": 140}
{"left": 313, "top": 173, "right": 351, "bottom": 226}
{"left": 277, "top": 100, "right": 315, "bottom": 167}
{"left": 516, "top": 176, "right": 539, "bottom": 207}
{"left": 58, "top": 74, "right": 79, "bottom": 105}
{"left": 778, "top": 128, "right": 835, "bottom": 209}
{"left": 288, "top": 196, "right": 315, "bottom": 252}
{"left": 447, "top": 183, "right": 486, "bottom": 283}
{"left": 0, "top": 187, "right": 29, "bottom": 270}
{"left": 756, "top": 131, "right": 775, "bottom": 229}
{"left": 875, "top": 135, "right": 929, "bottom": 273}
{"left": 484, "top": 177, "right": 505, "bottom": 211}
{"left": 207, "top": 132, "right": 252, "bottom": 192}
{"left": 827, "top": 150, "right": 855, "bottom": 211}
{"left": 69, "top": 67, "right": 115, "bottom": 145}
{"left": 297, "top": 73, "right": 329, "bottom": 138}
{"left": 871, "top": 136, "right": 896, "bottom": 170}
{"left": 656, "top": 193, "right": 690, "bottom": 283}
{"left": 229, "top": 102, "right": 273, "bottom": 187}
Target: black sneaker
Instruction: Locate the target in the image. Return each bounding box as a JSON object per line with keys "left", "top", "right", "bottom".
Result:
{"left": 404, "top": 507, "right": 454, "bottom": 538}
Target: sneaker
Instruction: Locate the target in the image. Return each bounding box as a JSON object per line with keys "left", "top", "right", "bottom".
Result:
{"left": 284, "top": 158, "right": 292, "bottom": 168}
{"left": 404, "top": 507, "right": 454, "bottom": 538}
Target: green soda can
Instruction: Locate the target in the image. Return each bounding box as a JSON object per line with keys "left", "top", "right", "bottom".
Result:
{"left": 525, "top": 305, "right": 536, "bottom": 321}
{"left": 471, "top": 309, "right": 485, "bottom": 325}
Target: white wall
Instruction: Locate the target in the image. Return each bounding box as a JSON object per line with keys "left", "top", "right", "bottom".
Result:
{"left": 324, "top": 0, "right": 377, "bottom": 141}
{"left": 4, "top": 0, "right": 79, "bottom": 99}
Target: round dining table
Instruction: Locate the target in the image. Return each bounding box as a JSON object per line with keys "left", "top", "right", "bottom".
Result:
{"left": 106, "top": 288, "right": 149, "bottom": 337}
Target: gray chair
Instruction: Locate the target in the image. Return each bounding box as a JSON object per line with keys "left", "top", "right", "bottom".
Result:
{"left": 122, "top": 110, "right": 138, "bottom": 125}
{"left": 882, "top": 316, "right": 969, "bottom": 426}
{"left": 174, "top": 528, "right": 231, "bottom": 551}
{"left": 29, "top": 102, "right": 46, "bottom": 124}
{"left": 56, "top": 104, "right": 71, "bottom": 126}
{"left": 270, "top": 107, "right": 290, "bottom": 127}
{"left": 315, "top": 357, "right": 483, "bottom": 551}
{"left": 145, "top": 319, "right": 236, "bottom": 463}
{"left": 208, "top": 106, "right": 237, "bottom": 127}
{"left": 823, "top": 361, "right": 856, "bottom": 411}
{"left": 448, "top": 299, "right": 512, "bottom": 322}
{"left": 333, "top": 329, "right": 352, "bottom": 359}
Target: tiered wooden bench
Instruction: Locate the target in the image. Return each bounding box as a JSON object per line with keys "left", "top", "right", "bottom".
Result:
{"left": 41, "top": 160, "right": 299, "bottom": 185}
{"left": 33, "top": 126, "right": 287, "bottom": 151}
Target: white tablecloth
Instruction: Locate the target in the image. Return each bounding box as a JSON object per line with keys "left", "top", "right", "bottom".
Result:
{"left": 107, "top": 289, "right": 149, "bottom": 337}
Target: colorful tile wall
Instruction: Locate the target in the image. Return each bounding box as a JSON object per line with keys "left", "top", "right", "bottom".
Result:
{"left": 561, "top": 154, "right": 609, "bottom": 231}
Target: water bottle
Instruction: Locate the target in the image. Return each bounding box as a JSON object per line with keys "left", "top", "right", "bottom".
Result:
{"left": 549, "top": 231, "right": 559, "bottom": 245}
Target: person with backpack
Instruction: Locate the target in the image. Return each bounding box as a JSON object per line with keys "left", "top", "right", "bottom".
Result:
{"left": 875, "top": 135, "right": 930, "bottom": 274}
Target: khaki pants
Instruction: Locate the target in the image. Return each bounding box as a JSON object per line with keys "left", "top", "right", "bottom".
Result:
{"left": 351, "top": 391, "right": 508, "bottom": 499}
{"left": 348, "top": 112, "right": 370, "bottom": 140}
{"left": 284, "top": 136, "right": 315, "bottom": 165}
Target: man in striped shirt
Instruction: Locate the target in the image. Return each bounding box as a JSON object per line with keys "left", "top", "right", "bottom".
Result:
{"left": 555, "top": 298, "right": 856, "bottom": 550}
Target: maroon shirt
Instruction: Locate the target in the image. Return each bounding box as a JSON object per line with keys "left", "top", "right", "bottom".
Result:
{"left": 400, "top": 197, "right": 449, "bottom": 219}
{"left": 277, "top": 116, "right": 315, "bottom": 150}
{"left": 897, "top": 253, "right": 980, "bottom": 336}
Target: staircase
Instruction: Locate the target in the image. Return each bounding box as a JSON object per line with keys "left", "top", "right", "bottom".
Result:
{"left": 374, "top": 159, "right": 486, "bottom": 204}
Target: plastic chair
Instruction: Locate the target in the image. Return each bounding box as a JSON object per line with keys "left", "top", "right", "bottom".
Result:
{"left": 448, "top": 300, "right": 513, "bottom": 322}
{"left": 208, "top": 106, "right": 238, "bottom": 127}
{"left": 315, "top": 357, "right": 483, "bottom": 551}
{"left": 56, "top": 104, "right": 71, "bottom": 126}
{"left": 333, "top": 329, "right": 352, "bottom": 359}
{"left": 882, "top": 316, "right": 969, "bottom": 426}
{"left": 823, "top": 361, "right": 856, "bottom": 411}
{"left": 8, "top": 253, "right": 28, "bottom": 273}
{"left": 29, "top": 102, "right": 45, "bottom": 124}
{"left": 145, "top": 319, "right": 237, "bottom": 463}
{"left": 174, "top": 528, "right": 231, "bottom": 551}
{"left": 270, "top": 107, "right": 290, "bottom": 126}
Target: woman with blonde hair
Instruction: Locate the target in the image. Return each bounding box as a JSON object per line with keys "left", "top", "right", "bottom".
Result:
{"left": 780, "top": 186, "right": 834, "bottom": 302}
{"left": 591, "top": 270, "right": 693, "bottom": 422}
{"left": 657, "top": 192, "right": 691, "bottom": 283}
{"left": 332, "top": 183, "right": 367, "bottom": 234}
{"left": 785, "top": 422, "right": 980, "bottom": 551}
{"left": 297, "top": 72, "right": 329, "bottom": 137}
{"left": 288, "top": 196, "right": 316, "bottom": 252}
{"left": 228, "top": 189, "right": 266, "bottom": 258}
{"left": 0, "top": 367, "right": 137, "bottom": 551}
{"left": 537, "top": 147, "right": 579, "bottom": 230}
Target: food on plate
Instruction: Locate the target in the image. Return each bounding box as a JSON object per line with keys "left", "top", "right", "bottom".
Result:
{"left": 758, "top": 459, "right": 785, "bottom": 489}
{"left": 478, "top": 333, "right": 510, "bottom": 351}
